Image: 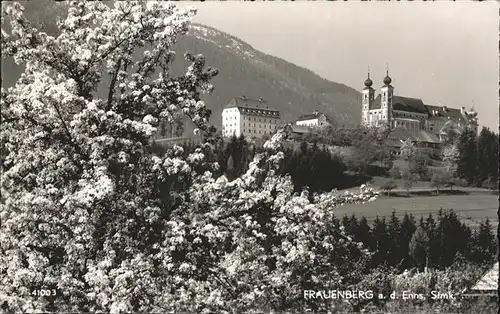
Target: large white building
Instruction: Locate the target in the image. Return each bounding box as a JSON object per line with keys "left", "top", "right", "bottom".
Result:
{"left": 361, "top": 69, "right": 478, "bottom": 142}
{"left": 221, "top": 96, "right": 281, "bottom": 138}
{"left": 295, "top": 111, "right": 331, "bottom": 129}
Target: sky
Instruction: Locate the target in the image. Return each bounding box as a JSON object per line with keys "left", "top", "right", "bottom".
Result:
{"left": 179, "top": 1, "right": 498, "bottom": 131}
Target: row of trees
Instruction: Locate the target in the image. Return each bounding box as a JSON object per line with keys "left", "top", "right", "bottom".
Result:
{"left": 296, "top": 124, "right": 396, "bottom": 177}
{"left": 456, "top": 128, "right": 499, "bottom": 187}
{"left": 282, "top": 141, "right": 347, "bottom": 192}
{"left": 384, "top": 163, "right": 467, "bottom": 196}
{"left": 392, "top": 126, "right": 499, "bottom": 191}
{"left": 165, "top": 135, "right": 350, "bottom": 193}
{"left": 341, "top": 210, "right": 497, "bottom": 271}
{"left": 162, "top": 126, "right": 497, "bottom": 198}
{"left": 380, "top": 136, "right": 485, "bottom": 195}
{"left": 309, "top": 123, "right": 498, "bottom": 192}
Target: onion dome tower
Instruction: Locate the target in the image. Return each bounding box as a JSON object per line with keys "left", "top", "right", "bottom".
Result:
{"left": 361, "top": 67, "right": 375, "bottom": 126}
{"left": 380, "top": 64, "right": 394, "bottom": 127}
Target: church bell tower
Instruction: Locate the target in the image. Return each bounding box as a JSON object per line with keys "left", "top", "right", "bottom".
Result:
{"left": 380, "top": 66, "right": 394, "bottom": 127}
{"left": 361, "top": 68, "right": 375, "bottom": 126}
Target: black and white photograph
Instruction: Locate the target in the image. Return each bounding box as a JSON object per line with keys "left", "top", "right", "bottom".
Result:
{"left": 0, "top": 0, "right": 498, "bottom": 313}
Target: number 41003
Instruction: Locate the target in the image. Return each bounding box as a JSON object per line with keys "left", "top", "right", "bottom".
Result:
{"left": 31, "top": 289, "right": 57, "bottom": 296}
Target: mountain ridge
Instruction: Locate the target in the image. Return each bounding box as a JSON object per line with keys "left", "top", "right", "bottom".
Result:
{"left": 174, "top": 23, "right": 362, "bottom": 132}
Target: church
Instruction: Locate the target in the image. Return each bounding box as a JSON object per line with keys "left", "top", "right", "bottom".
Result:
{"left": 361, "top": 69, "right": 478, "bottom": 147}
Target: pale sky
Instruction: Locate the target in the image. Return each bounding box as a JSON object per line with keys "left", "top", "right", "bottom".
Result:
{"left": 179, "top": 1, "right": 498, "bottom": 131}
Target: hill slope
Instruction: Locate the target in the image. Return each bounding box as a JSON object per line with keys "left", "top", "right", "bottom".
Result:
{"left": 1, "top": 2, "right": 362, "bottom": 133}
{"left": 173, "top": 24, "right": 362, "bottom": 130}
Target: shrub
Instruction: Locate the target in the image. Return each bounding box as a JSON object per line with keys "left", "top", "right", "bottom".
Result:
{"left": 389, "top": 164, "right": 402, "bottom": 179}
{"left": 454, "top": 177, "right": 469, "bottom": 188}
{"left": 401, "top": 169, "right": 420, "bottom": 195}
{"left": 481, "top": 177, "right": 498, "bottom": 190}
{"left": 380, "top": 180, "right": 398, "bottom": 196}
{"left": 430, "top": 171, "right": 446, "bottom": 194}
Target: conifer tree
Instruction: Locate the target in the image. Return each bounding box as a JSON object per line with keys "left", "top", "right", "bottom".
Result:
{"left": 409, "top": 226, "right": 430, "bottom": 271}
{"left": 355, "top": 217, "right": 372, "bottom": 249}
{"left": 348, "top": 214, "right": 360, "bottom": 238}
{"left": 399, "top": 213, "right": 417, "bottom": 268}
{"left": 456, "top": 129, "right": 478, "bottom": 186}
{"left": 371, "top": 216, "right": 389, "bottom": 267}
{"left": 387, "top": 211, "right": 402, "bottom": 266}
{"left": 471, "top": 219, "right": 497, "bottom": 263}
{"left": 476, "top": 127, "right": 499, "bottom": 185}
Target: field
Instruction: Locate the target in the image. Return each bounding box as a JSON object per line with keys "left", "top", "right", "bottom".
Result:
{"left": 334, "top": 193, "right": 498, "bottom": 230}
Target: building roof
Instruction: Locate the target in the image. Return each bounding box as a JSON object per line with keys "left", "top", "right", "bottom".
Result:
{"left": 426, "top": 115, "right": 446, "bottom": 122}
{"left": 370, "top": 95, "right": 427, "bottom": 114}
{"left": 426, "top": 104, "right": 460, "bottom": 117}
{"left": 470, "top": 262, "right": 499, "bottom": 292}
{"left": 392, "top": 96, "right": 428, "bottom": 114}
{"left": 297, "top": 114, "right": 320, "bottom": 121}
{"left": 425, "top": 104, "right": 469, "bottom": 124}
{"left": 225, "top": 96, "right": 280, "bottom": 117}
{"left": 388, "top": 128, "right": 441, "bottom": 144}
{"left": 297, "top": 112, "right": 325, "bottom": 121}
{"left": 385, "top": 138, "right": 404, "bottom": 148}
{"left": 369, "top": 95, "right": 474, "bottom": 126}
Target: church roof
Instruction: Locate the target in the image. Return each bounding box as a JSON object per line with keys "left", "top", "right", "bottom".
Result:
{"left": 370, "top": 95, "right": 428, "bottom": 114}
{"left": 369, "top": 94, "right": 472, "bottom": 125}
{"left": 426, "top": 115, "right": 445, "bottom": 121}
{"left": 393, "top": 96, "right": 428, "bottom": 113}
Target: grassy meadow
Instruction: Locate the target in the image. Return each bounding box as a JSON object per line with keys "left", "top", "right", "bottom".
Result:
{"left": 335, "top": 192, "right": 498, "bottom": 230}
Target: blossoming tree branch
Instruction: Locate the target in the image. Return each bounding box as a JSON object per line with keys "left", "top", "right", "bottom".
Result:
{"left": 0, "top": 1, "right": 377, "bottom": 312}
